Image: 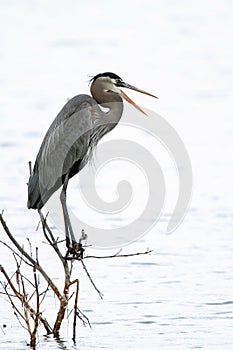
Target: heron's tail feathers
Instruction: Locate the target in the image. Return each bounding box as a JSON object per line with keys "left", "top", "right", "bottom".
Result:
{"left": 27, "top": 173, "right": 44, "bottom": 209}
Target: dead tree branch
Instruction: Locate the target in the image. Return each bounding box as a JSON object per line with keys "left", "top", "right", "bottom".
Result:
{"left": 0, "top": 264, "right": 52, "bottom": 335}
{"left": 0, "top": 213, "right": 64, "bottom": 303}
{"left": 84, "top": 248, "right": 153, "bottom": 259}
{"left": 0, "top": 206, "right": 153, "bottom": 348}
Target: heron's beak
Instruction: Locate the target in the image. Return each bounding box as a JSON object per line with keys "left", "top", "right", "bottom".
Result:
{"left": 119, "top": 82, "right": 158, "bottom": 116}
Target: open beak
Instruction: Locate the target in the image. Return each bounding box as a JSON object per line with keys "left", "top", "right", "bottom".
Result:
{"left": 118, "top": 81, "right": 158, "bottom": 116}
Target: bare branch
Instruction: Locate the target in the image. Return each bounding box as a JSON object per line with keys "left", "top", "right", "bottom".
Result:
{"left": 39, "top": 283, "right": 50, "bottom": 305}
{"left": 76, "top": 308, "right": 91, "bottom": 328}
{"left": 84, "top": 248, "right": 153, "bottom": 259}
{"left": 26, "top": 237, "right": 33, "bottom": 257}
{"left": 2, "top": 281, "right": 26, "bottom": 324}
{"left": 72, "top": 279, "right": 79, "bottom": 342}
{"left": 31, "top": 265, "right": 40, "bottom": 348}
{"left": 0, "top": 240, "right": 34, "bottom": 267}
{"left": 0, "top": 264, "right": 52, "bottom": 335}
{"left": 0, "top": 213, "right": 64, "bottom": 302}
{"left": 38, "top": 210, "right": 65, "bottom": 264}
{"left": 80, "top": 260, "right": 103, "bottom": 299}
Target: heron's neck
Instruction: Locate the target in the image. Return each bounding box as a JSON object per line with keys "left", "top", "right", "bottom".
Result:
{"left": 91, "top": 80, "right": 123, "bottom": 125}
{"left": 89, "top": 81, "right": 124, "bottom": 149}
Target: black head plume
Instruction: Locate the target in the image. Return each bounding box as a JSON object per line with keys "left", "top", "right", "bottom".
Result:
{"left": 90, "top": 72, "right": 122, "bottom": 84}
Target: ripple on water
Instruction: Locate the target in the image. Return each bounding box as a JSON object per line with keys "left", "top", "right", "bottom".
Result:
{"left": 205, "top": 301, "right": 233, "bottom": 306}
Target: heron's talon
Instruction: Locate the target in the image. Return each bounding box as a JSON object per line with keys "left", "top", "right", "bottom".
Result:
{"left": 64, "top": 241, "right": 85, "bottom": 260}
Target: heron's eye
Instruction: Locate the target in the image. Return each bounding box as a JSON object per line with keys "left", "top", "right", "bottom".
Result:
{"left": 115, "top": 79, "right": 122, "bottom": 86}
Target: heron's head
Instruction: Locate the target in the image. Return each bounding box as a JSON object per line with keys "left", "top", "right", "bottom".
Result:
{"left": 90, "top": 72, "right": 157, "bottom": 115}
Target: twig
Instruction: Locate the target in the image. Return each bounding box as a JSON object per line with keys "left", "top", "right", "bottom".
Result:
{"left": 84, "top": 248, "right": 153, "bottom": 259}
{"left": 0, "top": 264, "right": 52, "bottom": 334}
{"left": 38, "top": 210, "right": 65, "bottom": 263}
{"left": 39, "top": 283, "right": 50, "bottom": 305}
{"left": 0, "top": 214, "right": 64, "bottom": 303}
{"left": 31, "top": 265, "right": 40, "bottom": 348}
{"left": 2, "top": 282, "right": 26, "bottom": 326}
{"left": 80, "top": 260, "right": 103, "bottom": 299}
{"left": 26, "top": 237, "right": 33, "bottom": 257}
{"left": 0, "top": 240, "right": 34, "bottom": 267}
{"left": 14, "top": 310, "right": 29, "bottom": 332}
{"left": 76, "top": 308, "right": 91, "bottom": 328}
{"left": 72, "top": 279, "right": 79, "bottom": 342}
{"left": 19, "top": 269, "right": 31, "bottom": 335}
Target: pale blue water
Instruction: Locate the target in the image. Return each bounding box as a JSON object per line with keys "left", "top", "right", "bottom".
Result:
{"left": 0, "top": 0, "right": 233, "bottom": 349}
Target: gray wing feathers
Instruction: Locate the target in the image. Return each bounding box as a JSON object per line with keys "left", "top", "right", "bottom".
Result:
{"left": 27, "top": 94, "right": 95, "bottom": 209}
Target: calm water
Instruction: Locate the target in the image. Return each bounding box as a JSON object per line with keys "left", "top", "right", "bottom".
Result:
{"left": 0, "top": 0, "right": 233, "bottom": 349}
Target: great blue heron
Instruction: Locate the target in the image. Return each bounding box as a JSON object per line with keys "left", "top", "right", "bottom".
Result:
{"left": 27, "top": 72, "right": 157, "bottom": 256}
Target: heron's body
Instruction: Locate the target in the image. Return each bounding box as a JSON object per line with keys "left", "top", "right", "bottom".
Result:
{"left": 27, "top": 72, "right": 157, "bottom": 253}
{"left": 28, "top": 95, "right": 92, "bottom": 209}
{"left": 27, "top": 94, "right": 111, "bottom": 209}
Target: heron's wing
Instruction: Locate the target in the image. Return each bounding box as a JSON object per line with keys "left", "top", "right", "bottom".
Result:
{"left": 28, "top": 95, "right": 97, "bottom": 208}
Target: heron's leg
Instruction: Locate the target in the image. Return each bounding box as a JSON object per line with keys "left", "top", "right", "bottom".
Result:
{"left": 60, "top": 174, "right": 77, "bottom": 249}
{"left": 60, "top": 177, "right": 71, "bottom": 248}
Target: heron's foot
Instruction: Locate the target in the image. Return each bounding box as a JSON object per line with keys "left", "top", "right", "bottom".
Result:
{"left": 64, "top": 241, "right": 85, "bottom": 260}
